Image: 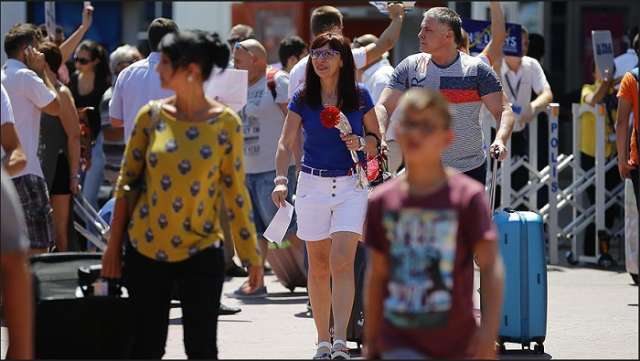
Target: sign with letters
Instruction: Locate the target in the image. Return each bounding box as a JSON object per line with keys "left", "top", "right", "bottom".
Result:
{"left": 462, "top": 18, "right": 522, "bottom": 57}
{"left": 591, "top": 30, "right": 614, "bottom": 80}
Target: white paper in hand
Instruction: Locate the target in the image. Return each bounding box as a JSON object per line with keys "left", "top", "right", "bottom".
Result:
{"left": 263, "top": 201, "right": 294, "bottom": 245}
{"left": 204, "top": 68, "right": 248, "bottom": 112}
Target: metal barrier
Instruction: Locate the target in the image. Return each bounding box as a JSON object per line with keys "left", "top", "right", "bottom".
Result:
{"left": 484, "top": 103, "right": 624, "bottom": 266}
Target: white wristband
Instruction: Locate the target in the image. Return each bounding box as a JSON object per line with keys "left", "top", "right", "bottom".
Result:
{"left": 274, "top": 176, "right": 288, "bottom": 185}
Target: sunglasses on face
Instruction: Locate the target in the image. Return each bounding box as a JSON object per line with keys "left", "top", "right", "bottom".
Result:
{"left": 310, "top": 48, "right": 340, "bottom": 60}
{"left": 398, "top": 119, "right": 444, "bottom": 135}
{"left": 74, "top": 56, "right": 92, "bottom": 65}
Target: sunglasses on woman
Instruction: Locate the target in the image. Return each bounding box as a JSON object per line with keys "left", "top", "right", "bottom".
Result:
{"left": 74, "top": 56, "right": 92, "bottom": 65}
{"left": 310, "top": 48, "right": 340, "bottom": 60}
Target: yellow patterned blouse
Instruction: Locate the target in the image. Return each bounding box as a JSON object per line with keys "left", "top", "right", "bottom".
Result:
{"left": 114, "top": 103, "right": 260, "bottom": 265}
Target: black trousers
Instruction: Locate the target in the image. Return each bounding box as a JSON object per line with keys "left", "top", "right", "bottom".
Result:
{"left": 464, "top": 162, "right": 487, "bottom": 185}
{"left": 124, "top": 244, "right": 225, "bottom": 359}
{"left": 580, "top": 153, "right": 622, "bottom": 256}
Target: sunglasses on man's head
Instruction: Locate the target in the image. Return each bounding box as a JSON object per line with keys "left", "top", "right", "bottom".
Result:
{"left": 74, "top": 56, "right": 91, "bottom": 65}
{"left": 233, "top": 42, "right": 256, "bottom": 57}
{"left": 310, "top": 48, "right": 340, "bottom": 60}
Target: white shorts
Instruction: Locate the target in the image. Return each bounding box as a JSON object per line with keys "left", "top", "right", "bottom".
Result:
{"left": 294, "top": 171, "right": 369, "bottom": 241}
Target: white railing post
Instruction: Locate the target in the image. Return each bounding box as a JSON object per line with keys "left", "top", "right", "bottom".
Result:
{"left": 571, "top": 103, "right": 582, "bottom": 259}
{"left": 547, "top": 103, "right": 560, "bottom": 265}
{"left": 594, "top": 103, "right": 606, "bottom": 259}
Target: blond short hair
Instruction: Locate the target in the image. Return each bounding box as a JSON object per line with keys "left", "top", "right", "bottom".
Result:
{"left": 397, "top": 88, "right": 452, "bottom": 128}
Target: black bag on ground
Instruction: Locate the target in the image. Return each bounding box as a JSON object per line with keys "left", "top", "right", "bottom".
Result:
{"left": 346, "top": 243, "right": 367, "bottom": 348}
{"left": 31, "top": 252, "right": 134, "bottom": 359}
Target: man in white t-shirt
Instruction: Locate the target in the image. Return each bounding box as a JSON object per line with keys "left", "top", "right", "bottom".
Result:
{"left": 109, "top": 18, "right": 178, "bottom": 143}
{"left": 499, "top": 26, "right": 553, "bottom": 193}
{"left": 352, "top": 34, "right": 395, "bottom": 104}
{"left": 287, "top": 3, "right": 406, "bottom": 100}
{"left": 231, "top": 39, "right": 301, "bottom": 298}
{"left": 2, "top": 23, "right": 62, "bottom": 252}
{"left": 1, "top": 83, "right": 26, "bottom": 176}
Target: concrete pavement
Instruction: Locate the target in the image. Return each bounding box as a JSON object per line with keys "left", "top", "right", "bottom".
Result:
{"left": 2, "top": 263, "right": 637, "bottom": 359}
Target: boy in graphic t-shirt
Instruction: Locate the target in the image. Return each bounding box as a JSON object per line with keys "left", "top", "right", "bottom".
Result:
{"left": 363, "top": 88, "right": 504, "bottom": 359}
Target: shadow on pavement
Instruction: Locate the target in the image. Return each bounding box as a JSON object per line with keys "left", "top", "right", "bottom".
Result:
{"left": 264, "top": 291, "right": 308, "bottom": 298}
{"left": 499, "top": 350, "right": 552, "bottom": 360}
{"left": 294, "top": 310, "right": 313, "bottom": 319}
{"left": 233, "top": 296, "right": 309, "bottom": 305}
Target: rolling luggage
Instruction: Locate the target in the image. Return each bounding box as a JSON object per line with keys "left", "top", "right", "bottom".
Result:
{"left": 266, "top": 237, "right": 307, "bottom": 292}
{"left": 488, "top": 154, "right": 548, "bottom": 354}
{"left": 31, "top": 252, "right": 134, "bottom": 359}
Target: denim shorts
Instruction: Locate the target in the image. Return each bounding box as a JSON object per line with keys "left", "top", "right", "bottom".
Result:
{"left": 245, "top": 166, "right": 297, "bottom": 238}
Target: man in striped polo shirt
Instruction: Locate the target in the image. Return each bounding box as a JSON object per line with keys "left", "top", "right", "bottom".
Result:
{"left": 377, "top": 7, "right": 515, "bottom": 184}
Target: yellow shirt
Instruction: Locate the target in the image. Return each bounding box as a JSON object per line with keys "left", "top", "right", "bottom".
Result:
{"left": 580, "top": 83, "right": 616, "bottom": 157}
{"left": 114, "top": 104, "right": 260, "bottom": 265}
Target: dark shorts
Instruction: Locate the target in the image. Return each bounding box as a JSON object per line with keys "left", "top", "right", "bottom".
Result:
{"left": 50, "top": 153, "right": 71, "bottom": 195}
{"left": 12, "top": 174, "right": 55, "bottom": 249}
{"left": 464, "top": 162, "right": 487, "bottom": 185}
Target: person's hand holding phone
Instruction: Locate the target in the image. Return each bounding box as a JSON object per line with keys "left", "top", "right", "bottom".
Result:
{"left": 25, "top": 45, "right": 46, "bottom": 75}
{"left": 82, "top": 2, "right": 94, "bottom": 30}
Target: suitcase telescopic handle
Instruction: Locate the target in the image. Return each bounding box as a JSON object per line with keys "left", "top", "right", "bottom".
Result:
{"left": 489, "top": 148, "right": 500, "bottom": 212}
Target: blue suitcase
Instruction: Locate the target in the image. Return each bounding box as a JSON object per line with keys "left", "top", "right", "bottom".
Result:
{"left": 489, "top": 156, "right": 548, "bottom": 354}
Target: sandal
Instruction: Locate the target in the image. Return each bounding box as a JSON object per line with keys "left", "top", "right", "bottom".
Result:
{"left": 331, "top": 339, "right": 350, "bottom": 360}
{"left": 313, "top": 341, "right": 332, "bottom": 360}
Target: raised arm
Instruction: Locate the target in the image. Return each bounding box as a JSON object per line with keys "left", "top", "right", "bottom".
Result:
{"left": 363, "top": 2, "right": 405, "bottom": 67}
{"left": 59, "top": 4, "right": 93, "bottom": 63}
{"left": 480, "top": 1, "right": 506, "bottom": 72}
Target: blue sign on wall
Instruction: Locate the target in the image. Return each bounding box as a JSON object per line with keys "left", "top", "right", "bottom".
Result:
{"left": 29, "top": 1, "right": 122, "bottom": 53}
{"left": 462, "top": 18, "right": 522, "bottom": 57}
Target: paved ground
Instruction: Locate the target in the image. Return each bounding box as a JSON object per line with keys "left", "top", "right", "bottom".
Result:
{"left": 165, "top": 263, "right": 638, "bottom": 359}
{"left": 2, "top": 263, "right": 637, "bottom": 359}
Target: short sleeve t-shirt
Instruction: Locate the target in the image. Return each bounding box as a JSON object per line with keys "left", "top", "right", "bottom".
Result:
{"left": 580, "top": 83, "right": 616, "bottom": 157}
{"left": 617, "top": 69, "right": 639, "bottom": 165}
{"left": 288, "top": 47, "right": 368, "bottom": 100}
{"left": 2, "top": 59, "right": 56, "bottom": 179}
{"left": 1, "top": 83, "right": 15, "bottom": 159}
{"left": 1, "top": 83, "right": 15, "bottom": 125}
{"left": 239, "top": 74, "right": 289, "bottom": 174}
{"left": 386, "top": 52, "right": 503, "bottom": 172}
{"left": 288, "top": 86, "right": 374, "bottom": 170}
{"left": 364, "top": 174, "right": 497, "bottom": 358}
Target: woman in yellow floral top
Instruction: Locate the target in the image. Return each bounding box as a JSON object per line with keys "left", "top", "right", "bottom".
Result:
{"left": 101, "top": 30, "right": 261, "bottom": 359}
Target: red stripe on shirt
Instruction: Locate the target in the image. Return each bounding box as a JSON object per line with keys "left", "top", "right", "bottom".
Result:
{"left": 440, "top": 89, "right": 481, "bottom": 104}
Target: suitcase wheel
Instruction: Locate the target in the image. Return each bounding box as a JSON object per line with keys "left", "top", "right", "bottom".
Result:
{"left": 534, "top": 343, "right": 544, "bottom": 354}
{"left": 496, "top": 342, "right": 506, "bottom": 354}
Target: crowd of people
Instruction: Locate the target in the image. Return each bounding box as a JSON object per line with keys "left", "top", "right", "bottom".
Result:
{"left": 1, "top": 1, "right": 639, "bottom": 360}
